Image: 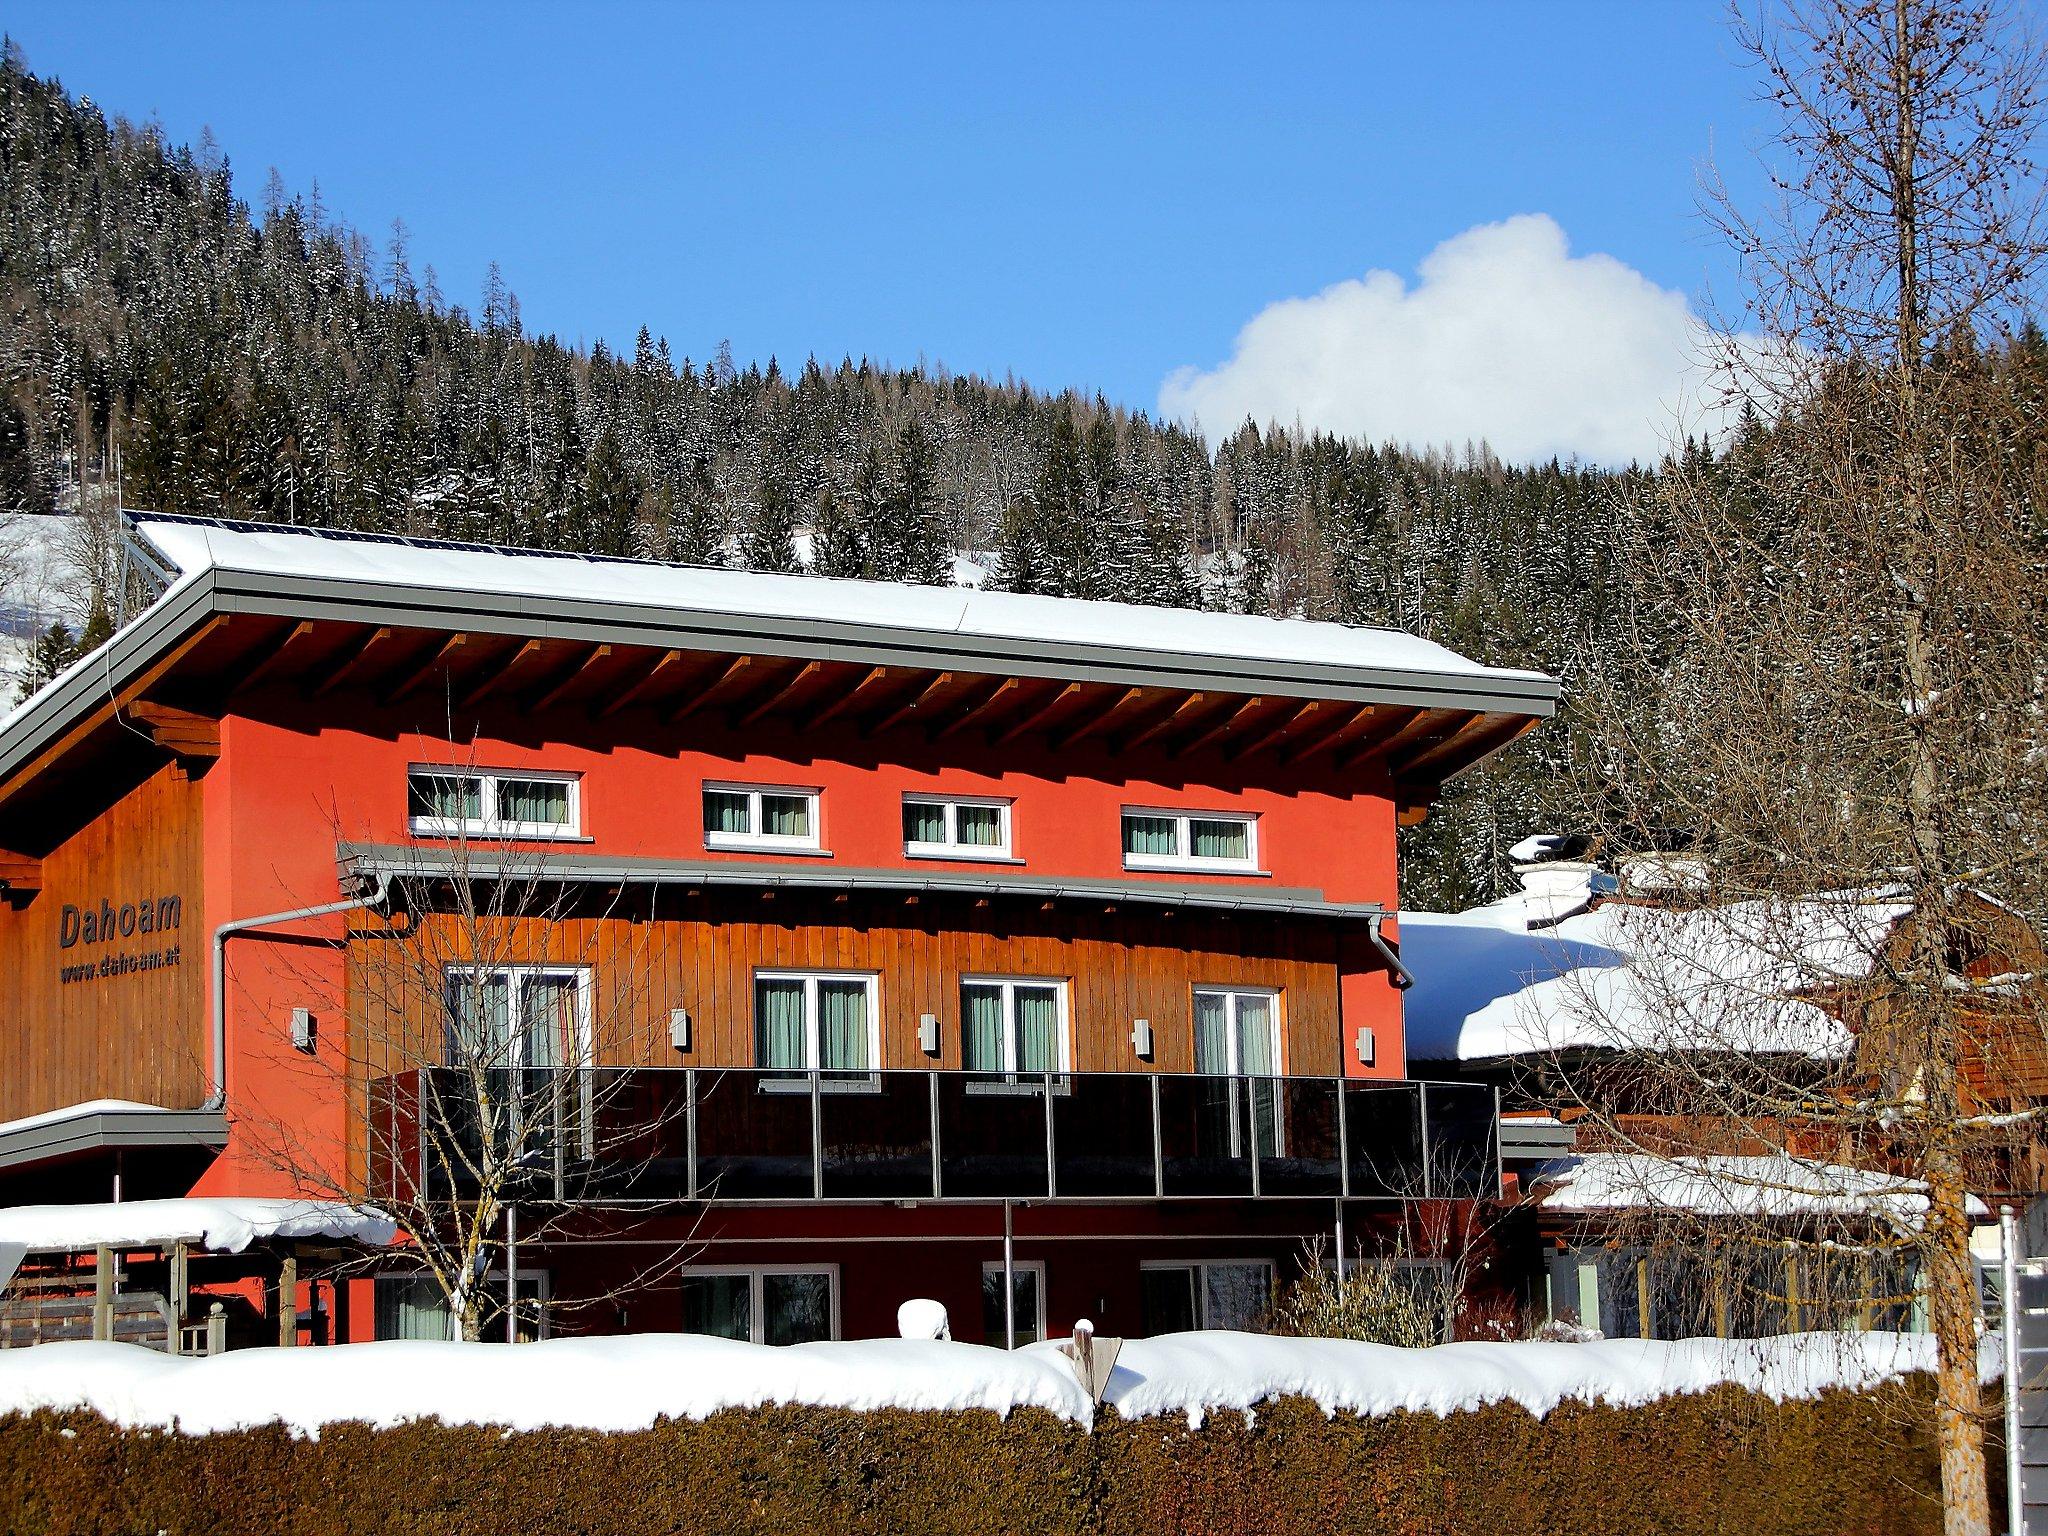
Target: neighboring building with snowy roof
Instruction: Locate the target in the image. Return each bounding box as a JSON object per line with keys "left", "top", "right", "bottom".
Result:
{"left": 0, "top": 512, "right": 1556, "bottom": 1351}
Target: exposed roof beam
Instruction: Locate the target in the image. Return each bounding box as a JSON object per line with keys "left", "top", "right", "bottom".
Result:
{"left": 380, "top": 634, "right": 470, "bottom": 706}
{"left": 0, "top": 851, "right": 42, "bottom": 899}
{"left": 1049, "top": 687, "right": 1146, "bottom": 752}
{"left": 1280, "top": 702, "right": 1379, "bottom": 766}
{"left": 795, "top": 665, "right": 892, "bottom": 733}
{"left": 1227, "top": 700, "right": 1320, "bottom": 762}
{"left": 667, "top": 654, "right": 756, "bottom": 725}
{"left": 302, "top": 626, "right": 394, "bottom": 700}
{"left": 732, "top": 659, "right": 823, "bottom": 729}
{"left": 1318, "top": 706, "right": 1411, "bottom": 769}
{"left": 1173, "top": 695, "right": 1267, "bottom": 757}
{"left": 1393, "top": 712, "right": 1533, "bottom": 779}
{"left": 123, "top": 702, "right": 221, "bottom": 761}
{"left": 863, "top": 671, "right": 954, "bottom": 739}
{"left": 527, "top": 644, "right": 614, "bottom": 713}
{"left": 591, "top": 648, "right": 687, "bottom": 721}
{"left": 234, "top": 621, "right": 316, "bottom": 693}
{"left": 928, "top": 677, "right": 1018, "bottom": 742}
{"left": 456, "top": 639, "right": 544, "bottom": 709}
{"left": 988, "top": 681, "right": 1081, "bottom": 747}
{"left": 1113, "top": 691, "right": 1207, "bottom": 754}
{"left": 1342, "top": 707, "right": 1463, "bottom": 770}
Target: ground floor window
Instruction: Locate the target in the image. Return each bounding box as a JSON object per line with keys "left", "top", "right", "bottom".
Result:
{"left": 754, "top": 972, "right": 878, "bottom": 1071}
{"left": 679, "top": 1266, "right": 838, "bottom": 1345}
{"left": 1547, "top": 1239, "right": 1921, "bottom": 1340}
{"left": 1139, "top": 1259, "right": 1275, "bottom": 1334}
{"left": 373, "top": 1270, "right": 550, "bottom": 1341}
{"left": 981, "top": 1260, "right": 1046, "bottom": 1348}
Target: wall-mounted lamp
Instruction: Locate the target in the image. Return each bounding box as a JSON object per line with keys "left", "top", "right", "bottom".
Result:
{"left": 1355, "top": 1026, "right": 1375, "bottom": 1067}
{"left": 918, "top": 1013, "right": 940, "bottom": 1055}
{"left": 669, "top": 1008, "right": 691, "bottom": 1052}
{"left": 289, "top": 1007, "right": 315, "bottom": 1053}
{"left": 1130, "top": 1017, "right": 1154, "bottom": 1060}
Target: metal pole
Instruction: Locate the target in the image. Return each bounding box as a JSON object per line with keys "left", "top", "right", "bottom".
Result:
{"left": 1335, "top": 1199, "right": 1347, "bottom": 1285}
{"left": 506, "top": 1205, "right": 519, "bottom": 1344}
{"left": 2003, "top": 1203, "right": 2023, "bottom": 1536}
{"left": 1003, "top": 1199, "right": 1015, "bottom": 1350}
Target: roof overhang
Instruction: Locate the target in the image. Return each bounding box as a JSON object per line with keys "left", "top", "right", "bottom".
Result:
{"left": 0, "top": 1104, "right": 228, "bottom": 1174}
{"left": 338, "top": 842, "right": 1389, "bottom": 923}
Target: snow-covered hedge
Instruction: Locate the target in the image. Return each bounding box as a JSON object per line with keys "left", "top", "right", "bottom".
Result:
{"left": 0, "top": 1332, "right": 1970, "bottom": 1535}
{"left": 0, "top": 1329, "right": 1966, "bottom": 1436}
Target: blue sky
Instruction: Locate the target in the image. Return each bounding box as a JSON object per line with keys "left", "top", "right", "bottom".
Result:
{"left": 5, "top": 2, "right": 1779, "bottom": 461}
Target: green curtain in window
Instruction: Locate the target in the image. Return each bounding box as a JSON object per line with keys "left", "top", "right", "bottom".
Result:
{"left": 955, "top": 805, "right": 1002, "bottom": 846}
{"left": 499, "top": 779, "right": 570, "bottom": 826}
{"left": 904, "top": 802, "right": 949, "bottom": 844}
{"left": 412, "top": 774, "right": 482, "bottom": 822}
{"left": 1193, "top": 992, "right": 1230, "bottom": 1074}
{"left": 761, "top": 794, "right": 811, "bottom": 838}
{"left": 756, "top": 979, "right": 807, "bottom": 1068}
{"left": 1190, "top": 818, "right": 1248, "bottom": 860}
{"left": 1014, "top": 986, "right": 1058, "bottom": 1073}
{"left": 1234, "top": 994, "right": 1275, "bottom": 1075}
{"left": 447, "top": 973, "right": 511, "bottom": 1063}
{"left": 817, "top": 980, "right": 868, "bottom": 1069}
{"left": 374, "top": 1275, "right": 453, "bottom": 1341}
{"left": 962, "top": 984, "right": 1005, "bottom": 1071}
{"left": 705, "top": 791, "right": 751, "bottom": 835}
{"left": 1123, "top": 814, "right": 1177, "bottom": 857}
{"left": 519, "top": 976, "right": 576, "bottom": 1069}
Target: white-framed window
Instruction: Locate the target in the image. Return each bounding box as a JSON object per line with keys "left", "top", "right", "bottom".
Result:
{"left": 961, "top": 977, "right": 1068, "bottom": 1073}
{"left": 679, "top": 1264, "right": 839, "bottom": 1345}
{"left": 1121, "top": 807, "right": 1259, "bottom": 872}
{"left": 703, "top": 782, "right": 823, "bottom": 852}
{"left": 374, "top": 1269, "right": 550, "bottom": 1342}
{"left": 903, "top": 795, "right": 1013, "bottom": 859}
{"left": 1139, "top": 1259, "right": 1276, "bottom": 1334}
{"left": 982, "top": 1260, "right": 1047, "bottom": 1348}
{"left": 409, "top": 767, "right": 581, "bottom": 839}
{"left": 1192, "top": 987, "right": 1281, "bottom": 1076}
{"left": 444, "top": 965, "right": 594, "bottom": 1156}
{"left": 754, "top": 970, "right": 880, "bottom": 1070}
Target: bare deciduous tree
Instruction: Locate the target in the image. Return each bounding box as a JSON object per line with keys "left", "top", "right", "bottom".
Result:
{"left": 1567, "top": 3, "right": 2048, "bottom": 1530}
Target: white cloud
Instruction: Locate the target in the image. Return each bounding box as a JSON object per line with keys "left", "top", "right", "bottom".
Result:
{"left": 1159, "top": 214, "right": 1729, "bottom": 466}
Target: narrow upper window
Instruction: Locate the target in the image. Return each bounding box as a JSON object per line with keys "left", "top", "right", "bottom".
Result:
{"left": 409, "top": 768, "right": 580, "bottom": 839}
{"left": 903, "top": 795, "right": 1012, "bottom": 859}
{"left": 961, "top": 977, "right": 1067, "bottom": 1072}
{"left": 1121, "top": 808, "right": 1258, "bottom": 872}
{"left": 704, "top": 783, "right": 822, "bottom": 851}
{"left": 754, "top": 970, "right": 879, "bottom": 1070}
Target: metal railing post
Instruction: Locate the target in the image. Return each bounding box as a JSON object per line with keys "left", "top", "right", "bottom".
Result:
{"left": 1337, "top": 1077, "right": 1351, "bottom": 1199}
{"left": 810, "top": 1070, "right": 824, "bottom": 1200}
{"left": 1044, "top": 1073, "right": 1057, "bottom": 1197}
{"left": 684, "top": 1069, "right": 698, "bottom": 1201}
{"left": 1417, "top": 1082, "right": 1433, "bottom": 1201}
{"left": 1492, "top": 1084, "right": 1504, "bottom": 1201}
{"left": 1248, "top": 1078, "right": 1261, "bottom": 1198}
{"left": 929, "top": 1069, "right": 943, "bottom": 1199}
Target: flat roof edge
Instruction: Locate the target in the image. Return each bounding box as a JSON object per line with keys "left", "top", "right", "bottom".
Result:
{"left": 340, "top": 842, "right": 1388, "bottom": 921}
{"left": 0, "top": 1108, "right": 229, "bottom": 1172}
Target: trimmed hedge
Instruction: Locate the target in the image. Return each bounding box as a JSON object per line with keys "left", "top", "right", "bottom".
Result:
{"left": 0, "top": 1384, "right": 1944, "bottom": 1536}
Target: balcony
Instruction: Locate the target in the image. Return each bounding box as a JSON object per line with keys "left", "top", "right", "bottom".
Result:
{"left": 368, "top": 1068, "right": 1500, "bottom": 1206}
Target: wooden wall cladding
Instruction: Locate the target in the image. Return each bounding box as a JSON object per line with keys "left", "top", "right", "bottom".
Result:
{"left": 348, "top": 887, "right": 1349, "bottom": 1081}
{"left": 0, "top": 762, "right": 205, "bottom": 1119}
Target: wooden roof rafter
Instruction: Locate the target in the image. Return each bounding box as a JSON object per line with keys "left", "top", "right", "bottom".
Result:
{"left": 987, "top": 681, "right": 1082, "bottom": 747}
{"left": 525, "top": 644, "right": 615, "bottom": 714}
{"left": 1226, "top": 700, "right": 1321, "bottom": 763}
{"left": 731, "top": 659, "right": 826, "bottom": 730}
{"left": 927, "top": 676, "right": 1019, "bottom": 742}
{"left": 233, "top": 621, "right": 317, "bottom": 694}
{"left": 1112, "top": 691, "right": 1210, "bottom": 754}
{"left": 862, "top": 671, "right": 955, "bottom": 739}
{"left": 1172, "top": 695, "right": 1269, "bottom": 758}
{"left": 380, "top": 633, "right": 471, "bottom": 706}
{"left": 301, "top": 626, "right": 395, "bottom": 700}
{"left": 1392, "top": 711, "right": 1536, "bottom": 780}
{"left": 591, "top": 648, "right": 689, "bottom": 721}
{"left": 123, "top": 702, "right": 221, "bottom": 764}
{"left": 795, "top": 664, "right": 894, "bottom": 733}
{"left": 1279, "top": 702, "right": 1380, "bottom": 767}
{"left": 1341, "top": 706, "right": 1466, "bottom": 771}
{"left": 1048, "top": 686, "right": 1147, "bottom": 752}
{"left": 667, "top": 655, "right": 758, "bottom": 726}
{"left": 455, "top": 638, "right": 547, "bottom": 709}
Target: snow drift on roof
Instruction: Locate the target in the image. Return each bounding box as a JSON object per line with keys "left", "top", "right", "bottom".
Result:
{"left": 0, "top": 1198, "right": 397, "bottom": 1254}
{"left": 133, "top": 516, "right": 1547, "bottom": 687}
{"left": 0, "top": 1329, "right": 1971, "bottom": 1437}
{"left": 1402, "top": 891, "right": 1911, "bottom": 1062}
{"left": 1535, "top": 1151, "right": 1983, "bottom": 1225}
{"left": 0, "top": 1099, "right": 181, "bottom": 1137}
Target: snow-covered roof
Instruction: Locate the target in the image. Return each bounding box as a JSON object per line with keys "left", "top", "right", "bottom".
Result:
{"left": 129, "top": 514, "right": 1554, "bottom": 707}
{"left": 0, "top": 1098, "right": 179, "bottom": 1137}
{"left": 1402, "top": 890, "right": 1912, "bottom": 1063}
{"left": 1535, "top": 1151, "right": 1985, "bottom": 1226}
{"left": 0, "top": 1328, "right": 1967, "bottom": 1437}
{"left": 0, "top": 1198, "right": 397, "bottom": 1254}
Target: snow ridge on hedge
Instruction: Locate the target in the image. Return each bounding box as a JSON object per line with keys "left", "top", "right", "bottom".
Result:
{"left": 0, "top": 1330, "right": 1974, "bottom": 1438}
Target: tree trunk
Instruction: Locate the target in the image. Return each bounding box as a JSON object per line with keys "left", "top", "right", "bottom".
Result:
{"left": 1928, "top": 1144, "right": 1992, "bottom": 1536}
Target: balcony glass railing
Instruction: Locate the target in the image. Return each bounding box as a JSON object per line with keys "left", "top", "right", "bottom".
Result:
{"left": 366, "top": 1068, "right": 1500, "bottom": 1205}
